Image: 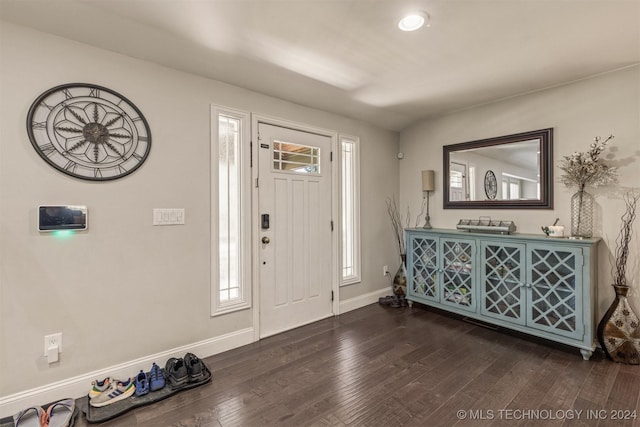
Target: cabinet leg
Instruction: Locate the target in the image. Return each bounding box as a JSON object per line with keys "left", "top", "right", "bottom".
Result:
{"left": 407, "top": 300, "right": 413, "bottom": 308}
{"left": 580, "top": 349, "right": 593, "bottom": 361}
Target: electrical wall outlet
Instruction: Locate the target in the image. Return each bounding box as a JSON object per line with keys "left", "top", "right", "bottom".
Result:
{"left": 383, "top": 265, "right": 389, "bottom": 276}
{"left": 44, "top": 333, "right": 62, "bottom": 356}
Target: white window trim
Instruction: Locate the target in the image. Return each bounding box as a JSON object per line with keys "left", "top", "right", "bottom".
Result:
{"left": 211, "top": 105, "right": 252, "bottom": 316}
{"left": 340, "top": 134, "right": 361, "bottom": 286}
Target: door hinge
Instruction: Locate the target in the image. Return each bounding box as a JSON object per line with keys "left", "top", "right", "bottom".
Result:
{"left": 330, "top": 151, "right": 333, "bottom": 162}
{"left": 250, "top": 141, "right": 253, "bottom": 167}
{"left": 331, "top": 220, "right": 334, "bottom": 231}
{"left": 255, "top": 178, "right": 259, "bottom": 188}
{"left": 331, "top": 291, "right": 334, "bottom": 301}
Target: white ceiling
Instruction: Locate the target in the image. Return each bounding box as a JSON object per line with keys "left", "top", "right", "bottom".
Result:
{"left": 1, "top": 0, "right": 639, "bottom": 131}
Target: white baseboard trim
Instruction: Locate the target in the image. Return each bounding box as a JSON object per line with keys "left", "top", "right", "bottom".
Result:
{"left": 339, "top": 287, "right": 389, "bottom": 314}
{"left": 0, "top": 327, "right": 255, "bottom": 418}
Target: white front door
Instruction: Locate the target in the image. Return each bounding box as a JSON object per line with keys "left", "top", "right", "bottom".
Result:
{"left": 257, "top": 122, "right": 333, "bottom": 338}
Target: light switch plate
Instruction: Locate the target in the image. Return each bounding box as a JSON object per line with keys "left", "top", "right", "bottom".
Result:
{"left": 153, "top": 208, "right": 185, "bottom": 225}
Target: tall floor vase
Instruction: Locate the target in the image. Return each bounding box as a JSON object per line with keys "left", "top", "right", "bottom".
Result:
{"left": 393, "top": 254, "right": 407, "bottom": 296}
{"left": 597, "top": 285, "right": 640, "bottom": 364}
{"left": 571, "top": 189, "right": 593, "bottom": 238}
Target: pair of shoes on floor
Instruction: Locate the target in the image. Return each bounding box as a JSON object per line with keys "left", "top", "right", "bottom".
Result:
{"left": 378, "top": 295, "right": 395, "bottom": 305}
{"left": 165, "top": 353, "right": 205, "bottom": 389}
{"left": 390, "top": 296, "right": 408, "bottom": 308}
{"left": 380, "top": 295, "right": 408, "bottom": 307}
{"left": 134, "top": 362, "right": 166, "bottom": 396}
{"left": 13, "top": 398, "right": 75, "bottom": 427}
{"left": 89, "top": 378, "right": 135, "bottom": 408}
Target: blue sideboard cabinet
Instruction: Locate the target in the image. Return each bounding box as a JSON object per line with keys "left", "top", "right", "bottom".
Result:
{"left": 405, "top": 228, "right": 600, "bottom": 360}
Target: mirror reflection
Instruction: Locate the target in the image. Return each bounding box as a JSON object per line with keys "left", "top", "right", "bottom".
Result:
{"left": 443, "top": 129, "right": 553, "bottom": 209}
{"left": 450, "top": 139, "right": 540, "bottom": 201}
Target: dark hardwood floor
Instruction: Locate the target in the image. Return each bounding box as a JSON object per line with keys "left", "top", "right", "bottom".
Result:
{"left": 74, "top": 303, "right": 640, "bottom": 427}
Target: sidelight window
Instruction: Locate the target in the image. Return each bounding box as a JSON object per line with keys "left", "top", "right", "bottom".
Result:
{"left": 212, "top": 106, "right": 251, "bottom": 315}
{"left": 340, "top": 135, "right": 360, "bottom": 285}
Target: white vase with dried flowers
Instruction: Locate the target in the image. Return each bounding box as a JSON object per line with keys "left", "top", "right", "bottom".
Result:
{"left": 558, "top": 135, "right": 617, "bottom": 238}
{"left": 597, "top": 190, "right": 640, "bottom": 364}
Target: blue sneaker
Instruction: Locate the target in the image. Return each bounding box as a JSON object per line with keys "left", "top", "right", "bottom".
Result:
{"left": 134, "top": 370, "right": 149, "bottom": 396}
{"left": 149, "top": 362, "right": 165, "bottom": 392}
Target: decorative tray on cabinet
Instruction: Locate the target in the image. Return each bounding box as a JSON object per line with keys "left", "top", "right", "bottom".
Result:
{"left": 456, "top": 217, "right": 516, "bottom": 234}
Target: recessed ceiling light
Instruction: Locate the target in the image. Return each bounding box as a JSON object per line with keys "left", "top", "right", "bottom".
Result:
{"left": 398, "top": 12, "right": 428, "bottom": 32}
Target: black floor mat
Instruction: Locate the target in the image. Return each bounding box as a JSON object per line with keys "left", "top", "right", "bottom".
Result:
{"left": 81, "top": 365, "right": 212, "bottom": 424}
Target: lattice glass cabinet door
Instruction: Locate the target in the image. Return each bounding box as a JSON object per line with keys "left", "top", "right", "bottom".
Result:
{"left": 526, "top": 244, "right": 584, "bottom": 340}
{"left": 480, "top": 241, "right": 526, "bottom": 325}
{"left": 440, "top": 238, "right": 476, "bottom": 312}
{"left": 407, "top": 235, "right": 439, "bottom": 302}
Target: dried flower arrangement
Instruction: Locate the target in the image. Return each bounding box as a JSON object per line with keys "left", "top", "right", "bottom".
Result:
{"left": 558, "top": 135, "right": 618, "bottom": 191}
{"left": 597, "top": 189, "right": 640, "bottom": 364}
{"left": 612, "top": 190, "right": 640, "bottom": 288}
{"left": 386, "top": 197, "right": 424, "bottom": 257}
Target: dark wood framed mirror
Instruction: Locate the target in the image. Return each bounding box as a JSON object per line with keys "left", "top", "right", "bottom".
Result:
{"left": 443, "top": 128, "right": 553, "bottom": 209}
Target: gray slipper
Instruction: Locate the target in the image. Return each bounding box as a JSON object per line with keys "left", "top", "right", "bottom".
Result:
{"left": 46, "top": 398, "right": 75, "bottom": 427}
{"left": 13, "top": 406, "right": 45, "bottom": 427}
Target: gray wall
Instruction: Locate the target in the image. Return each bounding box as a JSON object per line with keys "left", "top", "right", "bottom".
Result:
{"left": 0, "top": 21, "right": 399, "bottom": 397}
{"left": 399, "top": 65, "right": 640, "bottom": 321}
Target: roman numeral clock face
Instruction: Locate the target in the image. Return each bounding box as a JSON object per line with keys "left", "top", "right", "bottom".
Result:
{"left": 27, "top": 83, "right": 151, "bottom": 181}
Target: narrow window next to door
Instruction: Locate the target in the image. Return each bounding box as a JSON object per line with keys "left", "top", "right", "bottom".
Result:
{"left": 212, "top": 106, "right": 251, "bottom": 316}
{"left": 340, "top": 135, "right": 361, "bottom": 285}
{"left": 449, "top": 163, "right": 466, "bottom": 201}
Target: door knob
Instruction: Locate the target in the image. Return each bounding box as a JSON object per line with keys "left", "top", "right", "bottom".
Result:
{"left": 262, "top": 236, "right": 270, "bottom": 244}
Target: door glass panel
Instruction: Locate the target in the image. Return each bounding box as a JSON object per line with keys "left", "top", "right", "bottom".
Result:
{"left": 530, "top": 248, "right": 577, "bottom": 332}
{"left": 273, "top": 141, "right": 320, "bottom": 174}
{"left": 484, "top": 244, "right": 522, "bottom": 319}
{"left": 411, "top": 237, "right": 438, "bottom": 298}
{"left": 442, "top": 241, "right": 473, "bottom": 306}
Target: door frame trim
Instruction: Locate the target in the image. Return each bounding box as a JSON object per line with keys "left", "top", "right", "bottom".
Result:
{"left": 250, "top": 114, "right": 339, "bottom": 341}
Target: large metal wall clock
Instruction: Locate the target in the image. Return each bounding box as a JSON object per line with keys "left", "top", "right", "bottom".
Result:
{"left": 27, "top": 83, "right": 151, "bottom": 181}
